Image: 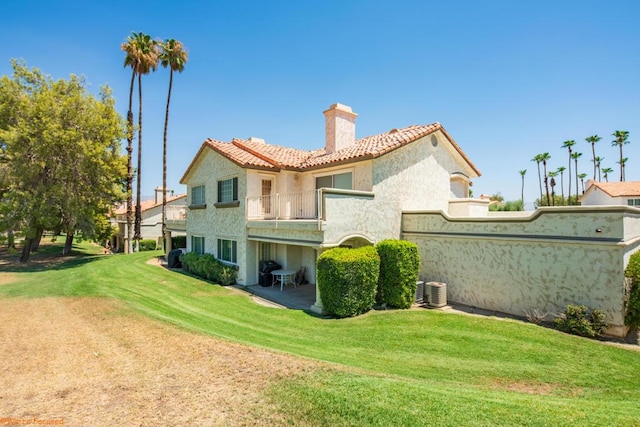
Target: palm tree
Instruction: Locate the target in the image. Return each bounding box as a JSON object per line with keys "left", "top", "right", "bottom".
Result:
{"left": 585, "top": 135, "right": 601, "bottom": 180}
{"left": 571, "top": 152, "right": 582, "bottom": 203}
{"left": 602, "top": 167, "right": 613, "bottom": 182}
{"left": 578, "top": 173, "right": 587, "bottom": 194}
{"left": 617, "top": 157, "right": 629, "bottom": 181}
{"left": 611, "top": 130, "right": 630, "bottom": 181}
{"left": 531, "top": 155, "right": 543, "bottom": 203}
{"left": 556, "top": 166, "right": 566, "bottom": 204}
{"left": 540, "top": 152, "right": 551, "bottom": 206}
{"left": 548, "top": 171, "right": 557, "bottom": 206}
{"left": 593, "top": 156, "right": 604, "bottom": 182}
{"left": 126, "top": 33, "right": 159, "bottom": 251}
{"left": 561, "top": 140, "right": 576, "bottom": 205}
{"left": 159, "top": 39, "right": 188, "bottom": 253}
{"left": 519, "top": 169, "right": 526, "bottom": 207}
{"left": 121, "top": 33, "right": 147, "bottom": 254}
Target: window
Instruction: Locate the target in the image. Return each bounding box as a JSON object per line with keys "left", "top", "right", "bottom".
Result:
{"left": 261, "top": 179, "right": 272, "bottom": 214}
{"left": 628, "top": 199, "right": 640, "bottom": 207}
{"left": 315, "top": 172, "right": 352, "bottom": 190}
{"left": 217, "top": 177, "right": 238, "bottom": 203}
{"left": 217, "top": 239, "right": 237, "bottom": 264}
{"left": 191, "top": 185, "right": 205, "bottom": 206}
{"left": 191, "top": 236, "right": 205, "bottom": 254}
{"left": 259, "top": 242, "right": 272, "bottom": 261}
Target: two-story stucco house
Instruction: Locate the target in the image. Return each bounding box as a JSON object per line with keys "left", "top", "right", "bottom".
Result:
{"left": 180, "top": 103, "right": 481, "bottom": 312}
{"left": 112, "top": 188, "right": 186, "bottom": 252}
{"left": 580, "top": 181, "right": 640, "bottom": 207}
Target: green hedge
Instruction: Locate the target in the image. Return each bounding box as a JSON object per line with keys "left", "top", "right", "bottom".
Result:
{"left": 625, "top": 250, "right": 640, "bottom": 328}
{"left": 376, "top": 239, "right": 420, "bottom": 308}
{"left": 179, "top": 252, "right": 238, "bottom": 286}
{"left": 139, "top": 239, "right": 157, "bottom": 251}
{"left": 317, "top": 246, "right": 380, "bottom": 318}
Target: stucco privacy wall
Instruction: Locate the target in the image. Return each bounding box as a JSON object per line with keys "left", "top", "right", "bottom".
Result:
{"left": 402, "top": 207, "right": 640, "bottom": 337}
{"left": 184, "top": 149, "right": 249, "bottom": 284}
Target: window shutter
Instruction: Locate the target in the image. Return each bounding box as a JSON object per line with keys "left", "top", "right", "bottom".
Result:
{"left": 217, "top": 181, "right": 222, "bottom": 203}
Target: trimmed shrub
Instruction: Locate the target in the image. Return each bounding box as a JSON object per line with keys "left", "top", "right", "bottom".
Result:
{"left": 317, "top": 246, "right": 380, "bottom": 318}
{"left": 553, "top": 305, "right": 607, "bottom": 338}
{"left": 179, "top": 252, "right": 238, "bottom": 285}
{"left": 376, "top": 239, "right": 420, "bottom": 308}
{"left": 139, "top": 239, "right": 157, "bottom": 251}
{"left": 624, "top": 250, "right": 640, "bottom": 328}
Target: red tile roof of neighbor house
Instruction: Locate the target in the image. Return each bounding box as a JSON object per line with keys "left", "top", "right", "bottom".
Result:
{"left": 181, "top": 123, "right": 480, "bottom": 182}
{"left": 114, "top": 194, "right": 187, "bottom": 215}
{"left": 587, "top": 181, "right": 640, "bottom": 197}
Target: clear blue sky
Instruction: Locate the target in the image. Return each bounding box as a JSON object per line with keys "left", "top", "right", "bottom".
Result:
{"left": 2, "top": 0, "right": 638, "bottom": 208}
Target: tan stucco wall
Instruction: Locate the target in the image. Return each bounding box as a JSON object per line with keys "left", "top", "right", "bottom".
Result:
{"left": 184, "top": 149, "right": 249, "bottom": 284}
{"left": 581, "top": 187, "right": 625, "bottom": 205}
{"left": 403, "top": 207, "right": 640, "bottom": 336}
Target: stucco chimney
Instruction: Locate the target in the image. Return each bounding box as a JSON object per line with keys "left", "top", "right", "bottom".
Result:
{"left": 323, "top": 103, "right": 357, "bottom": 154}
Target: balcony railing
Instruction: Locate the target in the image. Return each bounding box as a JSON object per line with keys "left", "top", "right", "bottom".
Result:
{"left": 165, "top": 204, "right": 187, "bottom": 220}
{"left": 247, "top": 190, "right": 319, "bottom": 220}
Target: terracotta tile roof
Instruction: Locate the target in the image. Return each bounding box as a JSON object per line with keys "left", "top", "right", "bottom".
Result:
{"left": 114, "top": 193, "right": 186, "bottom": 215}
{"left": 587, "top": 181, "right": 640, "bottom": 197}
{"left": 181, "top": 122, "right": 480, "bottom": 182}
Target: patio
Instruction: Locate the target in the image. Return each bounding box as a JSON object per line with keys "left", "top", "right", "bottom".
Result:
{"left": 236, "top": 282, "right": 316, "bottom": 311}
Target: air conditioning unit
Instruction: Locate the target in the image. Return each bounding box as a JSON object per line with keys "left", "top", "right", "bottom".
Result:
{"left": 415, "top": 281, "right": 425, "bottom": 303}
{"left": 426, "top": 282, "right": 447, "bottom": 308}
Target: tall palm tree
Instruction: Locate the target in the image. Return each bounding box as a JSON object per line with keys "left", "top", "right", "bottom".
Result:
{"left": 130, "top": 33, "right": 159, "bottom": 251}
{"left": 571, "top": 152, "right": 582, "bottom": 203}
{"left": 121, "top": 32, "right": 147, "bottom": 254}
{"left": 578, "top": 173, "right": 587, "bottom": 194}
{"left": 540, "top": 152, "right": 551, "bottom": 206}
{"left": 519, "top": 169, "right": 526, "bottom": 208}
{"left": 159, "top": 39, "right": 188, "bottom": 253}
{"left": 531, "top": 155, "right": 543, "bottom": 203}
{"left": 617, "top": 157, "right": 629, "bottom": 181}
{"left": 585, "top": 135, "right": 601, "bottom": 180}
{"left": 548, "top": 171, "right": 557, "bottom": 206}
{"left": 556, "top": 166, "right": 566, "bottom": 204}
{"left": 561, "top": 140, "right": 576, "bottom": 205}
{"left": 602, "top": 167, "right": 613, "bottom": 182}
{"left": 611, "top": 130, "right": 630, "bottom": 182}
{"left": 593, "top": 156, "right": 604, "bottom": 182}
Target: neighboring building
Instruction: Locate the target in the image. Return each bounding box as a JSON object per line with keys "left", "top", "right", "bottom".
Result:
{"left": 580, "top": 181, "right": 640, "bottom": 207}
{"left": 112, "top": 187, "right": 186, "bottom": 252}
{"left": 180, "top": 103, "right": 482, "bottom": 312}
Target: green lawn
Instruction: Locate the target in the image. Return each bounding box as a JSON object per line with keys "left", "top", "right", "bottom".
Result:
{"left": 2, "top": 241, "right": 640, "bottom": 426}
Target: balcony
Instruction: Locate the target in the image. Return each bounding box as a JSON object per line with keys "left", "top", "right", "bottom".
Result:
{"left": 246, "top": 190, "right": 319, "bottom": 220}
{"left": 165, "top": 204, "right": 187, "bottom": 231}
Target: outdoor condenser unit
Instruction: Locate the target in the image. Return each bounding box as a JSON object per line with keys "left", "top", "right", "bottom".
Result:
{"left": 426, "top": 282, "right": 447, "bottom": 308}
{"left": 415, "top": 281, "right": 425, "bottom": 303}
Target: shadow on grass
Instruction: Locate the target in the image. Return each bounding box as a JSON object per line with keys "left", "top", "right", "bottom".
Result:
{"left": 0, "top": 242, "right": 106, "bottom": 273}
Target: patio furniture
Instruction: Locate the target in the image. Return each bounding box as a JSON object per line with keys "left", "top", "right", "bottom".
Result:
{"left": 271, "top": 269, "right": 296, "bottom": 291}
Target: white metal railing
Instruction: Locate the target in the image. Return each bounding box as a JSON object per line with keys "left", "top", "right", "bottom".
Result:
{"left": 246, "top": 190, "right": 319, "bottom": 220}
{"left": 165, "top": 204, "right": 187, "bottom": 221}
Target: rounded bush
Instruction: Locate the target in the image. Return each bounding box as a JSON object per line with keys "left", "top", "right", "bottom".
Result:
{"left": 317, "top": 246, "right": 380, "bottom": 318}
{"left": 376, "top": 239, "right": 420, "bottom": 308}
{"left": 554, "top": 305, "right": 607, "bottom": 338}
{"left": 625, "top": 250, "right": 640, "bottom": 328}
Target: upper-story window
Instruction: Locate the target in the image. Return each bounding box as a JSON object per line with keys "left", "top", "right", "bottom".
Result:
{"left": 627, "top": 199, "right": 640, "bottom": 207}
{"left": 191, "top": 185, "right": 206, "bottom": 208}
{"left": 315, "top": 172, "right": 352, "bottom": 190}
{"left": 215, "top": 177, "right": 239, "bottom": 208}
